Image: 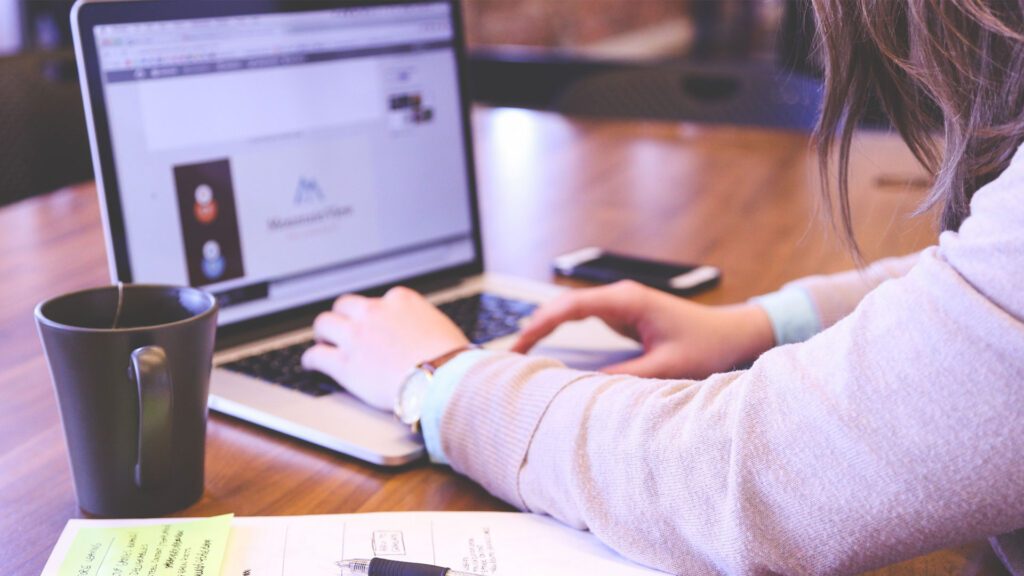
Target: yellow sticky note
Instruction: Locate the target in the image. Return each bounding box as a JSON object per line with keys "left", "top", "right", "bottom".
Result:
{"left": 56, "top": 514, "right": 233, "bottom": 576}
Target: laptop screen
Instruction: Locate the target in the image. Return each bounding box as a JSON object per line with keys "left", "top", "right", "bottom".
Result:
{"left": 82, "top": 1, "right": 478, "bottom": 326}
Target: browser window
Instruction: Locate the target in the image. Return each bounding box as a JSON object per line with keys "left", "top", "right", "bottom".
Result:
{"left": 92, "top": 3, "right": 476, "bottom": 324}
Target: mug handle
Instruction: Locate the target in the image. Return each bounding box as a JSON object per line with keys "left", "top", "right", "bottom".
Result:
{"left": 130, "top": 346, "right": 173, "bottom": 488}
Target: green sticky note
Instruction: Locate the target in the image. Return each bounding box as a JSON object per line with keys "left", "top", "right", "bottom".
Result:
{"left": 56, "top": 514, "right": 233, "bottom": 576}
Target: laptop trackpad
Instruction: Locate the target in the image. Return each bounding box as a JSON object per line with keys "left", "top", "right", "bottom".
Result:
{"left": 529, "top": 317, "right": 642, "bottom": 372}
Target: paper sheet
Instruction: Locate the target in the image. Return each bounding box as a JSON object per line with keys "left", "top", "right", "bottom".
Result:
{"left": 42, "top": 512, "right": 667, "bottom": 576}
{"left": 53, "top": 514, "right": 233, "bottom": 576}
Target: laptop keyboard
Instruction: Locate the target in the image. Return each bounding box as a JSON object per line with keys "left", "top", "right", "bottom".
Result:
{"left": 437, "top": 292, "right": 537, "bottom": 345}
{"left": 220, "top": 293, "right": 536, "bottom": 397}
{"left": 221, "top": 340, "right": 340, "bottom": 397}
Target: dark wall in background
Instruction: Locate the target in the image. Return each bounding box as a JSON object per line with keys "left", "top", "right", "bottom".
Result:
{"left": 0, "top": 0, "right": 91, "bottom": 206}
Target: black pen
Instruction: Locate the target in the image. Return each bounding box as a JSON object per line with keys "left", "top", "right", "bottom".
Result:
{"left": 337, "top": 557, "right": 485, "bottom": 576}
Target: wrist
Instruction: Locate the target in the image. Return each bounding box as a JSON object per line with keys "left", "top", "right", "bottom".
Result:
{"left": 749, "top": 286, "right": 822, "bottom": 346}
{"left": 394, "top": 344, "right": 479, "bottom": 432}
{"left": 725, "top": 303, "right": 776, "bottom": 366}
{"left": 417, "top": 343, "right": 478, "bottom": 373}
{"left": 420, "top": 348, "right": 496, "bottom": 465}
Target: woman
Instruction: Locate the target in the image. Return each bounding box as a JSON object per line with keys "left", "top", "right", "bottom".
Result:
{"left": 302, "top": 1, "right": 1024, "bottom": 574}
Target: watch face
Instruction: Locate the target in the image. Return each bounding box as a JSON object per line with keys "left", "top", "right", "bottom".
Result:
{"left": 398, "top": 369, "right": 431, "bottom": 426}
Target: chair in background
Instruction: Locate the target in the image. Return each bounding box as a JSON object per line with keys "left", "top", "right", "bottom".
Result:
{"left": 466, "top": 0, "right": 825, "bottom": 132}
{"left": 468, "top": 52, "right": 823, "bottom": 132}
{"left": 0, "top": 49, "right": 92, "bottom": 206}
{"left": 554, "top": 63, "right": 823, "bottom": 131}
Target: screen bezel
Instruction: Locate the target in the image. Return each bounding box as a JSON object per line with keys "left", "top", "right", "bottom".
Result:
{"left": 73, "top": 0, "right": 485, "bottom": 340}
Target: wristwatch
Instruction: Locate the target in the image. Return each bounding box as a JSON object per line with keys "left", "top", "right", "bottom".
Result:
{"left": 394, "top": 345, "right": 476, "bottom": 434}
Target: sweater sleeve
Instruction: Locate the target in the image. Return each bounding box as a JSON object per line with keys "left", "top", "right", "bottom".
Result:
{"left": 439, "top": 148, "right": 1024, "bottom": 574}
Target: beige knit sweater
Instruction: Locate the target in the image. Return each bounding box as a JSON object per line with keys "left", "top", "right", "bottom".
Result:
{"left": 438, "top": 144, "right": 1024, "bottom": 575}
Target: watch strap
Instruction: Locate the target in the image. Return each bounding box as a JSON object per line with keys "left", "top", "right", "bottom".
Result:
{"left": 419, "top": 344, "right": 479, "bottom": 374}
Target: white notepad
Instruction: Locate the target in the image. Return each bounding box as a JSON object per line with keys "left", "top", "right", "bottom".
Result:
{"left": 42, "top": 511, "right": 669, "bottom": 576}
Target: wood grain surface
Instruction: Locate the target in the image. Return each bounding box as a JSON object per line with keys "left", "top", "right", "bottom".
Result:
{"left": 0, "top": 106, "right": 1006, "bottom": 576}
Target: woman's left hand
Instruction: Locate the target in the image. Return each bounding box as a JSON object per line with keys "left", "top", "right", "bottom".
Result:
{"left": 301, "top": 286, "right": 470, "bottom": 411}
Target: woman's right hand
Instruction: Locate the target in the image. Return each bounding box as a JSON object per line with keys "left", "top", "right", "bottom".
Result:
{"left": 511, "top": 280, "right": 776, "bottom": 380}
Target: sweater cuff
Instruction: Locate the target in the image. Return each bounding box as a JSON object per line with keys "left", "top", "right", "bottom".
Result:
{"left": 750, "top": 286, "right": 823, "bottom": 345}
{"left": 421, "top": 349, "right": 496, "bottom": 465}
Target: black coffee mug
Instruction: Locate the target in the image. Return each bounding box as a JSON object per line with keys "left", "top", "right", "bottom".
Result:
{"left": 35, "top": 284, "right": 218, "bottom": 517}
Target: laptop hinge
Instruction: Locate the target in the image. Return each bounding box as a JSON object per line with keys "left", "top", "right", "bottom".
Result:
{"left": 403, "top": 274, "right": 464, "bottom": 295}
{"left": 215, "top": 308, "right": 320, "bottom": 351}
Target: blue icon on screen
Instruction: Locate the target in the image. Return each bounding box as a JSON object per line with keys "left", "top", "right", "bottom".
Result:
{"left": 201, "top": 240, "right": 225, "bottom": 279}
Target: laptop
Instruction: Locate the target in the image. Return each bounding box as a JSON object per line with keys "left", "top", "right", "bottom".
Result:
{"left": 72, "top": 0, "right": 640, "bottom": 466}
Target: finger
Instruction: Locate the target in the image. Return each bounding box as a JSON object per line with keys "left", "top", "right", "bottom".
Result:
{"left": 312, "top": 311, "right": 353, "bottom": 347}
{"left": 383, "top": 285, "right": 418, "bottom": 301}
{"left": 301, "top": 343, "right": 348, "bottom": 383}
{"left": 511, "top": 293, "right": 598, "bottom": 353}
{"left": 332, "top": 293, "right": 372, "bottom": 318}
{"left": 512, "top": 286, "right": 635, "bottom": 353}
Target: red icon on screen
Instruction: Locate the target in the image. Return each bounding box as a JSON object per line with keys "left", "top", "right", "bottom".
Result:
{"left": 193, "top": 184, "right": 218, "bottom": 224}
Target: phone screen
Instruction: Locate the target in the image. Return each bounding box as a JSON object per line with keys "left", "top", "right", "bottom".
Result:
{"left": 555, "top": 250, "right": 719, "bottom": 295}
{"left": 583, "top": 254, "right": 698, "bottom": 279}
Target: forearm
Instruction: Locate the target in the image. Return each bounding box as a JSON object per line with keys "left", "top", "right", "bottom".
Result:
{"left": 750, "top": 251, "right": 923, "bottom": 347}
{"left": 782, "top": 251, "right": 922, "bottom": 330}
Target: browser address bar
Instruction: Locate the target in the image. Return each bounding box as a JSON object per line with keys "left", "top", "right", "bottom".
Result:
{"left": 117, "top": 21, "right": 451, "bottom": 65}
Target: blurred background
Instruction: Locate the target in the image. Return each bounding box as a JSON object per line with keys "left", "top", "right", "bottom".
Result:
{"left": 0, "top": 0, "right": 820, "bottom": 207}
{"left": 465, "top": 0, "right": 787, "bottom": 61}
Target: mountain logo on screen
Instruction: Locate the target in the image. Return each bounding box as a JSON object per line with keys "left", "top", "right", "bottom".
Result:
{"left": 268, "top": 177, "right": 352, "bottom": 232}
{"left": 294, "top": 177, "right": 325, "bottom": 205}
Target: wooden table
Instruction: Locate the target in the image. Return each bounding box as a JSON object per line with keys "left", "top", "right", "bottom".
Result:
{"left": 0, "top": 107, "right": 1007, "bottom": 575}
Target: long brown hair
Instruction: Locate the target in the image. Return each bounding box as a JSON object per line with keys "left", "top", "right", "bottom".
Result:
{"left": 811, "top": 0, "right": 1024, "bottom": 254}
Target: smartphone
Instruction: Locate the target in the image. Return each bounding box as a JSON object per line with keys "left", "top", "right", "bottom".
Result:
{"left": 552, "top": 247, "right": 721, "bottom": 295}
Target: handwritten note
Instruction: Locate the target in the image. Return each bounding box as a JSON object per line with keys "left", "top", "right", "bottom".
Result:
{"left": 219, "top": 512, "right": 666, "bottom": 575}
{"left": 55, "top": 514, "right": 233, "bottom": 576}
